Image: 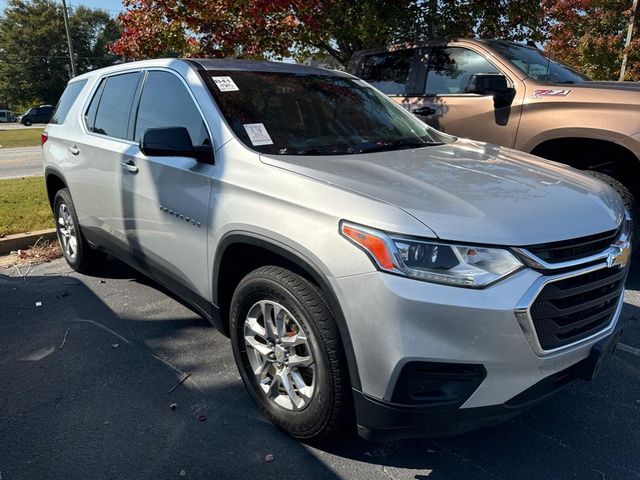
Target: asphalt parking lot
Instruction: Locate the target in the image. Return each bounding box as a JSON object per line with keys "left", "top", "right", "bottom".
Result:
{"left": 1, "top": 257, "right": 639, "bottom": 480}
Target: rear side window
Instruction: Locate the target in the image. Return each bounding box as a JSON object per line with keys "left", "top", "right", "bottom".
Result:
{"left": 86, "top": 72, "right": 141, "bottom": 139}
{"left": 134, "top": 71, "right": 209, "bottom": 146}
{"left": 425, "top": 47, "right": 499, "bottom": 95}
{"left": 360, "top": 49, "right": 415, "bottom": 95}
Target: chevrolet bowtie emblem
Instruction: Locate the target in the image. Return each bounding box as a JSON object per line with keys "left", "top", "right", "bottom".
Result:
{"left": 607, "top": 242, "right": 631, "bottom": 269}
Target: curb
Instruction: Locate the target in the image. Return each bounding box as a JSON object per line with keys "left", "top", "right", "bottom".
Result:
{"left": 0, "top": 229, "right": 56, "bottom": 255}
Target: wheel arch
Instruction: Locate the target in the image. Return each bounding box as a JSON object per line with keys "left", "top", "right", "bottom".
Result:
{"left": 529, "top": 135, "right": 640, "bottom": 190}
{"left": 213, "top": 231, "right": 361, "bottom": 389}
{"left": 44, "top": 166, "right": 68, "bottom": 211}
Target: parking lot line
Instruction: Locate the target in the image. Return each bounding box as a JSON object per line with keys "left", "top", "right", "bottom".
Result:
{"left": 618, "top": 343, "right": 640, "bottom": 357}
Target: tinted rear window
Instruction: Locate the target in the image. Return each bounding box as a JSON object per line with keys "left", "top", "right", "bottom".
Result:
{"left": 89, "top": 72, "right": 141, "bottom": 139}
{"left": 51, "top": 81, "right": 86, "bottom": 124}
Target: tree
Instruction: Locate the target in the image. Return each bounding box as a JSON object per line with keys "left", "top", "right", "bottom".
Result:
{"left": 545, "top": 0, "right": 640, "bottom": 80}
{"left": 0, "top": 0, "right": 120, "bottom": 111}
{"left": 420, "top": 1, "right": 547, "bottom": 43}
{"left": 111, "top": 0, "right": 424, "bottom": 65}
{"left": 111, "top": 0, "right": 547, "bottom": 66}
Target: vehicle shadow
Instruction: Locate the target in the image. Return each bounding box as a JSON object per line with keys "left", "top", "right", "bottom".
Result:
{"left": 0, "top": 267, "right": 342, "bottom": 480}
{"left": 2, "top": 257, "right": 638, "bottom": 480}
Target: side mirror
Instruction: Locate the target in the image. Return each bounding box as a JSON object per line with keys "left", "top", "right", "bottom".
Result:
{"left": 466, "top": 74, "right": 516, "bottom": 108}
{"left": 140, "top": 127, "right": 213, "bottom": 164}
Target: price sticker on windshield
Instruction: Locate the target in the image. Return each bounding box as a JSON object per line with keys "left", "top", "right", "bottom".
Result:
{"left": 243, "top": 123, "right": 273, "bottom": 146}
{"left": 212, "top": 76, "right": 239, "bottom": 92}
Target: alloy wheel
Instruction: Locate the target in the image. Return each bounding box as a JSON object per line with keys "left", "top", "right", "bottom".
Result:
{"left": 57, "top": 203, "right": 78, "bottom": 262}
{"left": 243, "top": 300, "right": 316, "bottom": 411}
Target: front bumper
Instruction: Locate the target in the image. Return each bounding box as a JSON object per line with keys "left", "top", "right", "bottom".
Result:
{"left": 354, "top": 323, "right": 623, "bottom": 441}
{"left": 330, "top": 262, "right": 627, "bottom": 439}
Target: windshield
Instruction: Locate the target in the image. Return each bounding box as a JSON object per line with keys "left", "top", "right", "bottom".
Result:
{"left": 202, "top": 70, "right": 446, "bottom": 155}
{"left": 487, "top": 41, "right": 590, "bottom": 84}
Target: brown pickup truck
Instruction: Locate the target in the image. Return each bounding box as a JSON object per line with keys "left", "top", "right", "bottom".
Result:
{"left": 348, "top": 39, "right": 640, "bottom": 217}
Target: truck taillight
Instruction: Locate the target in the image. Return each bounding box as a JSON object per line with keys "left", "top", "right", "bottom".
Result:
{"left": 41, "top": 133, "right": 48, "bottom": 145}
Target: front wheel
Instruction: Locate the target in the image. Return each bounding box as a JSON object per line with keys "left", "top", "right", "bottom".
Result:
{"left": 230, "top": 266, "right": 352, "bottom": 440}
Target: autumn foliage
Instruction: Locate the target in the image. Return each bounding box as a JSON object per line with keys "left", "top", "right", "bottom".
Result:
{"left": 111, "top": 0, "right": 640, "bottom": 80}
{"left": 545, "top": 0, "right": 640, "bottom": 80}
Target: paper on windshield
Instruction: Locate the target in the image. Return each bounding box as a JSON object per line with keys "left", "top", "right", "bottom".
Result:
{"left": 243, "top": 123, "right": 273, "bottom": 146}
{"left": 212, "top": 76, "right": 239, "bottom": 92}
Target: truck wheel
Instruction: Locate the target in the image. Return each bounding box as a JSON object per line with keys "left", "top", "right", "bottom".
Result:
{"left": 230, "top": 266, "right": 351, "bottom": 440}
{"left": 584, "top": 171, "right": 637, "bottom": 250}
{"left": 53, "top": 188, "right": 106, "bottom": 273}
{"left": 23, "top": 120, "right": 31, "bottom": 126}
{"left": 585, "top": 171, "right": 637, "bottom": 222}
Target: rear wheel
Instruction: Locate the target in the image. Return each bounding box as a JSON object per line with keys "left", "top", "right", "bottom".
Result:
{"left": 230, "top": 266, "right": 351, "bottom": 440}
{"left": 53, "top": 188, "right": 106, "bottom": 273}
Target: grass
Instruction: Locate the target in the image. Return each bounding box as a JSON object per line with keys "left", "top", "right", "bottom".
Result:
{"left": 0, "top": 176, "right": 53, "bottom": 237}
{"left": 0, "top": 128, "right": 44, "bottom": 148}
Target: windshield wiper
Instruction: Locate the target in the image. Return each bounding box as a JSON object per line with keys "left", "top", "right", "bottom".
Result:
{"left": 356, "top": 139, "right": 443, "bottom": 153}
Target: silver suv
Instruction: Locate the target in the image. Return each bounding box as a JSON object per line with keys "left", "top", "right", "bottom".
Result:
{"left": 43, "top": 59, "right": 631, "bottom": 441}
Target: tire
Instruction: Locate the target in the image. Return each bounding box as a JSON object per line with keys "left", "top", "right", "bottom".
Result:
{"left": 53, "top": 188, "right": 106, "bottom": 273}
{"left": 24, "top": 120, "right": 31, "bottom": 126}
{"left": 585, "top": 171, "right": 635, "bottom": 215}
{"left": 584, "top": 171, "right": 637, "bottom": 250}
{"left": 230, "top": 266, "right": 352, "bottom": 440}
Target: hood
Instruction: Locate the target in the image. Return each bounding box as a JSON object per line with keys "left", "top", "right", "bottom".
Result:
{"left": 261, "top": 140, "right": 624, "bottom": 246}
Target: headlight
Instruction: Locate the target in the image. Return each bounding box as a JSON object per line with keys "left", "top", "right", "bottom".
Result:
{"left": 341, "top": 221, "right": 523, "bottom": 287}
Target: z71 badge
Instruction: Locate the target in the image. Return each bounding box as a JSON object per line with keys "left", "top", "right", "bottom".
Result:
{"left": 533, "top": 89, "right": 571, "bottom": 97}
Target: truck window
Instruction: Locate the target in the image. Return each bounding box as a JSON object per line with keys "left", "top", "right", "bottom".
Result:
{"left": 89, "top": 72, "right": 141, "bottom": 139}
{"left": 360, "top": 49, "right": 414, "bottom": 96}
{"left": 425, "top": 47, "right": 499, "bottom": 95}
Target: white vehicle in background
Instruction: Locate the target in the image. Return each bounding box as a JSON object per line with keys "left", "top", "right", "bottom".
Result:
{"left": 0, "top": 110, "right": 15, "bottom": 122}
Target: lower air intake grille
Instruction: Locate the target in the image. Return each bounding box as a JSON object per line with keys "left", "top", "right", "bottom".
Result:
{"left": 530, "top": 266, "right": 625, "bottom": 350}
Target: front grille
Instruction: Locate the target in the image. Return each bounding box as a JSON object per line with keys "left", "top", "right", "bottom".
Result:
{"left": 526, "top": 227, "right": 620, "bottom": 264}
{"left": 530, "top": 266, "right": 626, "bottom": 350}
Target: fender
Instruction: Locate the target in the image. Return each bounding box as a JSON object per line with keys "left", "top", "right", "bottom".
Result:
{"left": 213, "top": 231, "right": 362, "bottom": 390}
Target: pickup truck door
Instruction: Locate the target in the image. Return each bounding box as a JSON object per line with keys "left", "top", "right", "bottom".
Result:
{"left": 405, "top": 46, "right": 524, "bottom": 149}
{"left": 120, "top": 70, "right": 214, "bottom": 302}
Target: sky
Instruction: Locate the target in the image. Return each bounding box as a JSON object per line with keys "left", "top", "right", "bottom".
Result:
{"left": 0, "top": 0, "right": 124, "bottom": 16}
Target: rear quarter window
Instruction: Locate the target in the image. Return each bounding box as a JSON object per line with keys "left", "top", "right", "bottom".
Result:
{"left": 50, "top": 80, "right": 87, "bottom": 124}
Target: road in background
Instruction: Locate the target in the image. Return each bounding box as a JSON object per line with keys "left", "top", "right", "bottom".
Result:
{"left": 1, "top": 257, "right": 639, "bottom": 480}
{"left": 0, "top": 146, "right": 43, "bottom": 179}
{"left": 0, "top": 123, "right": 46, "bottom": 130}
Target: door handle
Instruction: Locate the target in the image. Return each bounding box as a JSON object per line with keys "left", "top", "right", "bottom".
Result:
{"left": 68, "top": 146, "right": 80, "bottom": 156}
{"left": 121, "top": 161, "right": 139, "bottom": 174}
{"left": 412, "top": 106, "right": 437, "bottom": 116}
